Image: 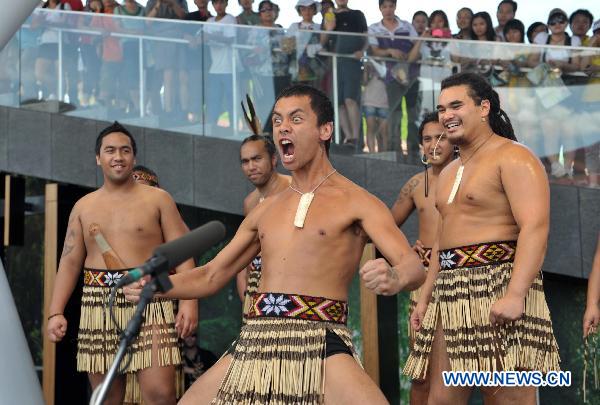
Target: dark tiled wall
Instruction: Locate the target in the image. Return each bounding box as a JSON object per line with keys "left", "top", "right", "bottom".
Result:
{"left": 1, "top": 106, "right": 598, "bottom": 279}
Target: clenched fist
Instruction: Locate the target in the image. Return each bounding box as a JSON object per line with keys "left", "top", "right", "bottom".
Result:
{"left": 410, "top": 300, "right": 428, "bottom": 332}
{"left": 489, "top": 293, "right": 524, "bottom": 326}
{"left": 47, "top": 314, "right": 67, "bottom": 343}
{"left": 360, "top": 258, "right": 401, "bottom": 296}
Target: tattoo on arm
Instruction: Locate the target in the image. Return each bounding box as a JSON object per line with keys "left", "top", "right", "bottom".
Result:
{"left": 396, "top": 177, "right": 420, "bottom": 204}
{"left": 61, "top": 229, "right": 75, "bottom": 258}
{"left": 61, "top": 215, "right": 78, "bottom": 258}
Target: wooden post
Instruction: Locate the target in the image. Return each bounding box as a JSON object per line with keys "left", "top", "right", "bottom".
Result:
{"left": 42, "top": 184, "right": 58, "bottom": 405}
{"left": 3, "top": 175, "right": 10, "bottom": 247}
{"left": 359, "top": 243, "right": 379, "bottom": 385}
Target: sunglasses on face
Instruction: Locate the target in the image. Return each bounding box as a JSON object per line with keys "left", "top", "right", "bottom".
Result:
{"left": 260, "top": 8, "right": 273, "bottom": 12}
{"left": 548, "top": 18, "right": 567, "bottom": 26}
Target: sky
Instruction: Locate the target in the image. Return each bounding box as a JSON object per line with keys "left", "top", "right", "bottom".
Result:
{"left": 135, "top": 0, "right": 599, "bottom": 35}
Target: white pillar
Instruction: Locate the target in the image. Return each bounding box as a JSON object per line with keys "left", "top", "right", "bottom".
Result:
{"left": 0, "top": 0, "right": 40, "bottom": 50}
{"left": 0, "top": 260, "right": 44, "bottom": 405}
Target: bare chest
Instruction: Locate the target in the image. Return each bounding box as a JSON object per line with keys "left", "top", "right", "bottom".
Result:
{"left": 436, "top": 163, "right": 506, "bottom": 216}
{"left": 257, "top": 194, "right": 362, "bottom": 252}
{"left": 79, "top": 200, "right": 162, "bottom": 247}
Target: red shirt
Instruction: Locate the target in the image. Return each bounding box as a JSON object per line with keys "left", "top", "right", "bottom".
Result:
{"left": 61, "top": 0, "right": 84, "bottom": 11}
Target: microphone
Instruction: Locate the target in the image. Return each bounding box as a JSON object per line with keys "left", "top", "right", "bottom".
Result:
{"left": 114, "top": 221, "right": 226, "bottom": 289}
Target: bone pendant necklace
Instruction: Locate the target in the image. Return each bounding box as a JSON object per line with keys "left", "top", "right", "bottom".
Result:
{"left": 447, "top": 133, "right": 494, "bottom": 204}
{"left": 289, "top": 169, "right": 337, "bottom": 228}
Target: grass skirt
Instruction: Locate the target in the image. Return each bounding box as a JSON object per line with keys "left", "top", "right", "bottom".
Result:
{"left": 77, "top": 284, "right": 181, "bottom": 374}
{"left": 404, "top": 261, "right": 560, "bottom": 379}
{"left": 214, "top": 292, "right": 359, "bottom": 404}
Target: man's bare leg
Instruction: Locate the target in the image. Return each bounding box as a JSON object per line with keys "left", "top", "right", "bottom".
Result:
{"left": 344, "top": 98, "right": 361, "bottom": 142}
{"left": 480, "top": 384, "right": 536, "bottom": 404}
{"left": 88, "top": 373, "right": 125, "bottom": 405}
{"left": 324, "top": 353, "right": 388, "bottom": 405}
{"left": 338, "top": 105, "right": 353, "bottom": 143}
{"left": 427, "top": 315, "right": 472, "bottom": 405}
{"left": 410, "top": 378, "right": 430, "bottom": 405}
{"left": 137, "top": 325, "right": 177, "bottom": 405}
{"left": 178, "top": 354, "right": 233, "bottom": 405}
{"left": 366, "top": 116, "right": 378, "bottom": 152}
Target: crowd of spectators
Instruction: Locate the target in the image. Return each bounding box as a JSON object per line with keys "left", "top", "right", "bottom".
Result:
{"left": 4, "top": 0, "right": 600, "bottom": 186}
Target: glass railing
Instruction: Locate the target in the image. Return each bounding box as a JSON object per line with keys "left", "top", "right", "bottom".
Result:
{"left": 2, "top": 8, "right": 599, "bottom": 187}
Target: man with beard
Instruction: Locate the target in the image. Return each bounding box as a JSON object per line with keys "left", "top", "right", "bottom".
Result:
{"left": 236, "top": 134, "right": 290, "bottom": 315}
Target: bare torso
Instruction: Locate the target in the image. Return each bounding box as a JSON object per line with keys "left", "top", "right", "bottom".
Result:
{"left": 392, "top": 170, "right": 441, "bottom": 248}
{"left": 436, "top": 138, "right": 519, "bottom": 249}
{"left": 243, "top": 173, "right": 292, "bottom": 214}
{"left": 254, "top": 175, "right": 368, "bottom": 301}
{"left": 412, "top": 172, "right": 442, "bottom": 248}
{"left": 77, "top": 184, "right": 168, "bottom": 269}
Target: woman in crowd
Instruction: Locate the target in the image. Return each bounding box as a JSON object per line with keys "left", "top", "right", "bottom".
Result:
{"left": 529, "top": 8, "right": 582, "bottom": 179}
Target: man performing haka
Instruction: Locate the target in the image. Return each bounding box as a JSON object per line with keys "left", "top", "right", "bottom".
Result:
{"left": 391, "top": 111, "right": 455, "bottom": 404}
{"left": 236, "top": 134, "right": 291, "bottom": 316}
{"left": 405, "top": 72, "right": 560, "bottom": 404}
{"left": 126, "top": 84, "right": 425, "bottom": 404}
{"left": 46, "top": 122, "right": 197, "bottom": 405}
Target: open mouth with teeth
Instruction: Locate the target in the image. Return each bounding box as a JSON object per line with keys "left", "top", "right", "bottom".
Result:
{"left": 445, "top": 121, "right": 461, "bottom": 131}
{"left": 280, "top": 139, "right": 295, "bottom": 162}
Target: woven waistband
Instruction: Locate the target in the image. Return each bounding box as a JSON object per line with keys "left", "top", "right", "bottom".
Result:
{"left": 246, "top": 292, "right": 348, "bottom": 324}
{"left": 439, "top": 241, "right": 516, "bottom": 270}
{"left": 83, "top": 268, "right": 131, "bottom": 288}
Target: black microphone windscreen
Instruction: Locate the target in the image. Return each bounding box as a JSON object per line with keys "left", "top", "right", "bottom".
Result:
{"left": 154, "top": 221, "right": 226, "bottom": 268}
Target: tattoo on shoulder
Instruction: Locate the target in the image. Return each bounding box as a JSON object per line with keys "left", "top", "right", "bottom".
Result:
{"left": 396, "top": 177, "right": 420, "bottom": 204}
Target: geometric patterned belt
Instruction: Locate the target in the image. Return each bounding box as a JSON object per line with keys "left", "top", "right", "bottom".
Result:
{"left": 83, "top": 268, "right": 131, "bottom": 288}
{"left": 439, "top": 241, "right": 517, "bottom": 270}
{"left": 246, "top": 292, "right": 348, "bottom": 324}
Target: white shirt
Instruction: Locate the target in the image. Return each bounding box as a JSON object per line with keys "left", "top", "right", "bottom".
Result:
{"left": 205, "top": 14, "right": 238, "bottom": 74}
{"left": 367, "top": 17, "right": 417, "bottom": 48}
{"left": 39, "top": 5, "right": 72, "bottom": 44}
{"left": 534, "top": 32, "right": 581, "bottom": 63}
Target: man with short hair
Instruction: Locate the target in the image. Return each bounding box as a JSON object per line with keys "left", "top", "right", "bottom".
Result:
{"left": 126, "top": 85, "right": 425, "bottom": 404}
{"left": 235, "top": 134, "right": 291, "bottom": 314}
{"left": 405, "top": 73, "right": 560, "bottom": 404}
{"left": 495, "top": 0, "right": 517, "bottom": 41}
{"left": 47, "top": 122, "right": 197, "bottom": 405}
{"left": 323, "top": 0, "right": 368, "bottom": 148}
{"left": 369, "top": 0, "right": 420, "bottom": 161}
{"left": 570, "top": 9, "right": 594, "bottom": 44}
{"left": 237, "top": 0, "right": 260, "bottom": 25}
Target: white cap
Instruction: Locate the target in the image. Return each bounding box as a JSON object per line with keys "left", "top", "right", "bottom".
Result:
{"left": 296, "top": 0, "right": 320, "bottom": 11}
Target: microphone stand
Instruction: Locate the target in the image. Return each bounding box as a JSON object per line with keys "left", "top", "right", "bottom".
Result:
{"left": 89, "top": 258, "right": 172, "bottom": 405}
